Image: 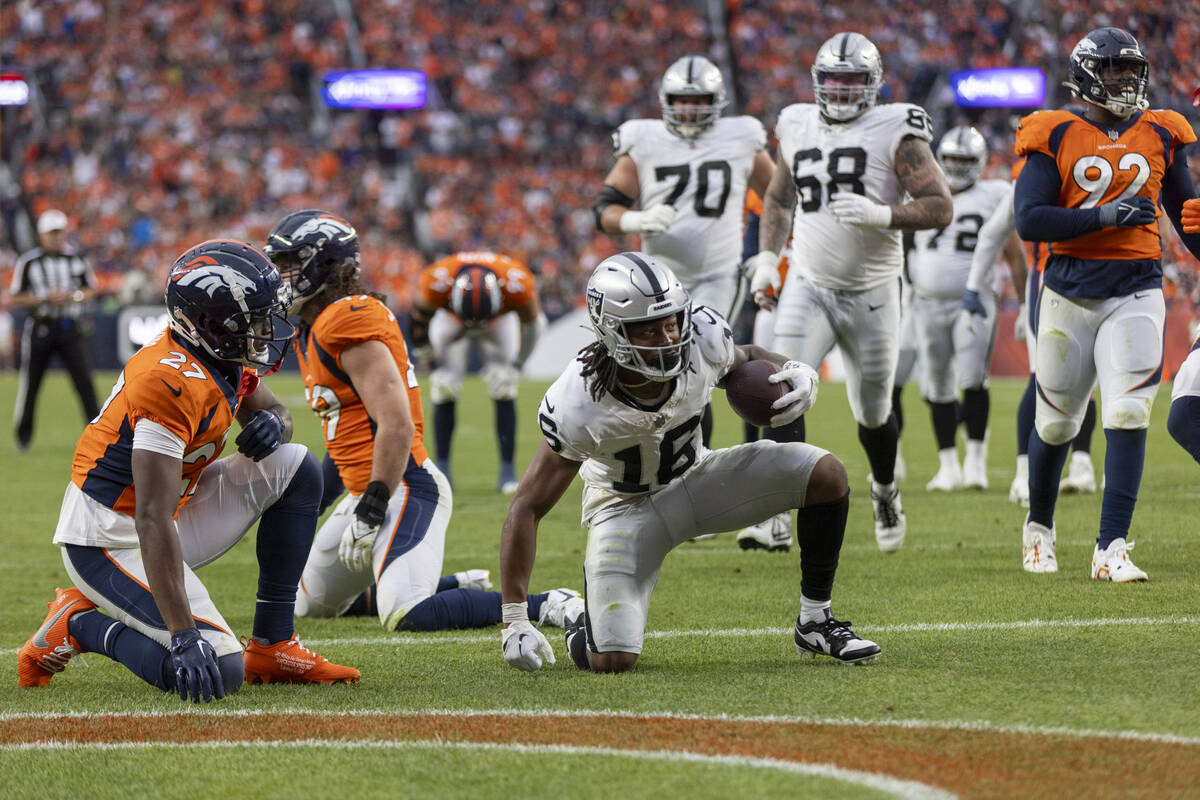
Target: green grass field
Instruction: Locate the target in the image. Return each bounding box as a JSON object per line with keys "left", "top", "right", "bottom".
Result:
{"left": 2, "top": 369, "right": 1198, "bottom": 798}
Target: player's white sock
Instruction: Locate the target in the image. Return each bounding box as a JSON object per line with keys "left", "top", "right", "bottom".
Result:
{"left": 800, "top": 595, "right": 831, "bottom": 624}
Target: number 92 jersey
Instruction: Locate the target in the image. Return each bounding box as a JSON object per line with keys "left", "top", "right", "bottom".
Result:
{"left": 615, "top": 117, "right": 766, "bottom": 284}
{"left": 776, "top": 102, "right": 934, "bottom": 291}
{"left": 537, "top": 305, "right": 736, "bottom": 523}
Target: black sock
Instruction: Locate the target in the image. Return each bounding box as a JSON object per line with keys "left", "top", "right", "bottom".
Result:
{"left": 767, "top": 415, "right": 805, "bottom": 443}
{"left": 1073, "top": 398, "right": 1097, "bottom": 454}
{"left": 1168, "top": 396, "right": 1200, "bottom": 464}
{"left": 795, "top": 494, "right": 849, "bottom": 602}
{"left": 1017, "top": 376, "right": 1036, "bottom": 456}
{"left": 892, "top": 385, "right": 905, "bottom": 434}
{"left": 345, "top": 585, "right": 377, "bottom": 616}
{"left": 1099, "top": 428, "right": 1146, "bottom": 548}
{"left": 700, "top": 403, "right": 713, "bottom": 448}
{"left": 961, "top": 386, "right": 989, "bottom": 442}
{"left": 434, "top": 401, "right": 456, "bottom": 465}
{"left": 858, "top": 414, "right": 899, "bottom": 484}
{"left": 928, "top": 401, "right": 959, "bottom": 450}
{"left": 495, "top": 398, "right": 516, "bottom": 464}
{"left": 253, "top": 452, "right": 322, "bottom": 643}
{"left": 396, "top": 588, "right": 502, "bottom": 631}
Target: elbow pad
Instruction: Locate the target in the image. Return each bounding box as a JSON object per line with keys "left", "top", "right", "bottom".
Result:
{"left": 593, "top": 184, "right": 636, "bottom": 231}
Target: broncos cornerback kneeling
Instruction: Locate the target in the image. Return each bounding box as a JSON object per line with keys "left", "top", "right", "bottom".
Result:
{"left": 18, "top": 240, "right": 359, "bottom": 702}
{"left": 498, "top": 252, "right": 880, "bottom": 673}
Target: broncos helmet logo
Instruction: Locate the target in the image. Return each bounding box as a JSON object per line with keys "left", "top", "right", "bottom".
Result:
{"left": 172, "top": 265, "right": 260, "bottom": 302}
{"left": 290, "top": 214, "right": 355, "bottom": 243}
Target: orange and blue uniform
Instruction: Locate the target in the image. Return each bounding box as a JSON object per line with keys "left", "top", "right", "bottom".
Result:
{"left": 295, "top": 294, "right": 427, "bottom": 494}
{"left": 418, "top": 251, "right": 536, "bottom": 317}
{"left": 1014, "top": 107, "right": 1199, "bottom": 298}
{"left": 72, "top": 328, "right": 254, "bottom": 515}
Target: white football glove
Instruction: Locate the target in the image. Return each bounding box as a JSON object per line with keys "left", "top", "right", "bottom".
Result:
{"left": 502, "top": 620, "right": 556, "bottom": 671}
{"left": 828, "top": 191, "right": 892, "bottom": 228}
{"left": 746, "top": 251, "right": 781, "bottom": 309}
{"left": 1014, "top": 303, "right": 1028, "bottom": 342}
{"left": 619, "top": 205, "right": 676, "bottom": 236}
{"left": 339, "top": 517, "right": 379, "bottom": 572}
{"left": 768, "top": 360, "right": 819, "bottom": 426}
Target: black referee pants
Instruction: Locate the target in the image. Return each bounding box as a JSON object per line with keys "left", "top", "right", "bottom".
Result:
{"left": 14, "top": 317, "right": 99, "bottom": 448}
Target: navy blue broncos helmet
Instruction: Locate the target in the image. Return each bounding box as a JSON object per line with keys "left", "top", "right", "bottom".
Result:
{"left": 1066, "top": 27, "right": 1149, "bottom": 119}
{"left": 166, "top": 240, "right": 294, "bottom": 373}
{"left": 263, "top": 209, "right": 359, "bottom": 311}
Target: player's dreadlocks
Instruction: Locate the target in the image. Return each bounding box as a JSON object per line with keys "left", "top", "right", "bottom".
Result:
{"left": 299, "top": 262, "right": 386, "bottom": 325}
{"left": 577, "top": 340, "right": 618, "bottom": 401}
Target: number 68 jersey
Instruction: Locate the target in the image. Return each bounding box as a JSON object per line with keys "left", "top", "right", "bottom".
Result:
{"left": 776, "top": 102, "right": 934, "bottom": 291}
{"left": 538, "top": 306, "right": 736, "bottom": 523}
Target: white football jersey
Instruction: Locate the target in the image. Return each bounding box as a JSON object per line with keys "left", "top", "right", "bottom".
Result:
{"left": 538, "top": 305, "right": 736, "bottom": 522}
{"left": 615, "top": 117, "right": 767, "bottom": 285}
{"left": 775, "top": 102, "right": 934, "bottom": 291}
{"left": 909, "top": 179, "right": 1011, "bottom": 300}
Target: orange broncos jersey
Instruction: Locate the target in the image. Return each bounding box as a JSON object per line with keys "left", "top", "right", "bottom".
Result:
{"left": 296, "top": 295, "right": 427, "bottom": 494}
{"left": 73, "top": 329, "right": 253, "bottom": 516}
{"left": 1015, "top": 108, "right": 1196, "bottom": 262}
{"left": 418, "top": 251, "right": 535, "bottom": 316}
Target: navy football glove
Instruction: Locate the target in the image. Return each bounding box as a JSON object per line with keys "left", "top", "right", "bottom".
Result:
{"left": 235, "top": 410, "right": 284, "bottom": 461}
{"left": 1097, "top": 196, "right": 1156, "bottom": 228}
{"left": 169, "top": 628, "right": 225, "bottom": 703}
{"left": 960, "top": 289, "right": 987, "bottom": 317}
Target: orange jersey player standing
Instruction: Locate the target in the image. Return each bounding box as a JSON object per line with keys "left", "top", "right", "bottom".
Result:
{"left": 409, "top": 250, "right": 545, "bottom": 493}
{"left": 264, "top": 211, "right": 581, "bottom": 636}
{"left": 18, "top": 239, "right": 359, "bottom": 703}
{"left": 1012, "top": 27, "right": 1200, "bottom": 581}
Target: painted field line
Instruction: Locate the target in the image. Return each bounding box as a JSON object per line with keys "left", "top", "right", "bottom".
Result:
{"left": 3, "top": 615, "right": 1197, "bottom": 656}
{"left": 0, "top": 738, "right": 954, "bottom": 799}
{"left": 3, "top": 707, "right": 1198, "bottom": 747}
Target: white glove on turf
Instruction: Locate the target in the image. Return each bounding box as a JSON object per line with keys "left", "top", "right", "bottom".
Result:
{"left": 501, "top": 601, "right": 556, "bottom": 671}
{"left": 828, "top": 191, "right": 892, "bottom": 228}
{"left": 619, "top": 205, "right": 677, "bottom": 235}
{"left": 769, "top": 360, "right": 819, "bottom": 426}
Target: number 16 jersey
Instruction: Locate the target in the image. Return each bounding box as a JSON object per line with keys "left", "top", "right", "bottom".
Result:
{"left": 776, "top": 102, "right": 933, "bottom": 291}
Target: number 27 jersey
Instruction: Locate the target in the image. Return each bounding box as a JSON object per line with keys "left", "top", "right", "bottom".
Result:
{"left": 537, "top": 306, "right": 736, "bottom": 523}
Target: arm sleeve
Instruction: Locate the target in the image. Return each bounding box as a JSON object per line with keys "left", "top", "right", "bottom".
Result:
{"left": 132, "top": 418, "right": 187, "bottom": 458}
{"left": 1161, "top": 145, "right": 1200, "bottom": 262}
{"left": 966, "top": 186, "right": 1015, "bottom": 293}
{"left": 1013, "top": 152, "right": 1103, "bottom": 242}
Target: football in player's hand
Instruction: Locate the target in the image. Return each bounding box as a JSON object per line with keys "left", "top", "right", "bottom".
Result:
{"left": 723, "top": 359, "right": 787, "bottom": 427}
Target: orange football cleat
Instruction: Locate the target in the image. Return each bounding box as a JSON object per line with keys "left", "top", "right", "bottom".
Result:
{"left": 243, "top": 634, "right": 360, "bottom": 685}
{"left": 18, "top": 587, "right": 97, "bottom": 688}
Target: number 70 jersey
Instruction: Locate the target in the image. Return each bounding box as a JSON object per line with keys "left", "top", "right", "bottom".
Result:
{"left": 537, "top": 306, "right": 736, "bottom": 523}
{"left": 777, "top": 102, "right": 934, "bottom": 291}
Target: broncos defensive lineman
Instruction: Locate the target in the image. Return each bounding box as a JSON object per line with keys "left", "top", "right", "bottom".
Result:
{"left": 498, "top": 252, "right": 880, "bottom": 673}
{"left": 909, "top": 126, "right": 1020, "bottom": 492}
{"left": 748, "top": 32, "right": 953, "bottom": 552}
{"left": 1014, "top": 27, "right": 1200, "bottom": 579}
{"left": 595, "top": 54, "right": 773, "bottom": 447}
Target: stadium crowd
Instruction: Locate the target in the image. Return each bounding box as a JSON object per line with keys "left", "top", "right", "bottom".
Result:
{"left": 1, "top": 0, "right": 1198, "bottom": 322}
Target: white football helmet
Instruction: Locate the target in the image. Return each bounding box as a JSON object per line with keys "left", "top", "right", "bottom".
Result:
{"left": 811, "top": 32, "right": 883, "bottom": 122}
{"left": 586, "top": 252, "right": 692, "bottom": 380}
{"left": 937, "top": 125, "right": 987, "bottom": 192}
{"left": 659, "top": 55, "right": 728, "bottom": 139}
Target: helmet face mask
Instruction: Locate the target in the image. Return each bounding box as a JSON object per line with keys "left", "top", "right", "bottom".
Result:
{"left": 166, "top": 240, "right": 295, "bottom": 374}
{"left": 263, "top": 210, "right": 360, "bottom": 312}
{"left": 587, "top": 252, "right": 693, "bottom": 381}
{"left": 937, "top": 125, "right": 987, "bottom": 192}
{"left": 659, "top": 55, "right": 728, "bottom": 139}
{"left": 1067, "top": 27, "right": 1149, "bottom": 119}
{"left": 811, "top": 32, "right": 883, "bottom": 122}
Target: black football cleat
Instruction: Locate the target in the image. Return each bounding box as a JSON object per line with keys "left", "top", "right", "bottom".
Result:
{"left": 794, "top": 611, "right": 880, "bottom": 664}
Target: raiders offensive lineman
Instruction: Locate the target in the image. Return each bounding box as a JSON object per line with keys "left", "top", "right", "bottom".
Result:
{"left": 909, "top": 126, "right": 1016, "bottom": 492}
{"left": 747, "top": 31, "right": 952, "bottom": 553}
{"left": 498, "top": 253, "right": 880, "bottom": 673}
{"left": 595, "top": 54, "right": 773, "bottom": 447}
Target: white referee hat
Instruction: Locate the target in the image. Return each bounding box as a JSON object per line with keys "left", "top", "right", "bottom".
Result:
{"left": 37, "top": 209, "right": 68, "bottom": 233}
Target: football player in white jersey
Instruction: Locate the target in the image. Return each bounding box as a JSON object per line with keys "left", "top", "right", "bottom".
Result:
{"left": 909, "top": 126, "right": 1019, "bottom": 492}
{"left": 747, "top": 32, "right": 952, "bottom": 552}
{"left": 498, "top": 252, "right": 880, "bottom": 673}
{"left": 594, "top": 54, "right": 774, "bottom": 447}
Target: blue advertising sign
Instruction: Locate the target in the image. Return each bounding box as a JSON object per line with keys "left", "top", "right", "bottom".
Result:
{"left": 321, "top": 69, "right": 427, "bottom": 110}
{"left": 950, "top": 68, "right": 1045, "bottom": 108}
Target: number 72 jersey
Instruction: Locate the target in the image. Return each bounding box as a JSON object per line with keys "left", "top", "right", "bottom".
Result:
{"left": 776, "top": 102, "right": 934, "bottom": 291}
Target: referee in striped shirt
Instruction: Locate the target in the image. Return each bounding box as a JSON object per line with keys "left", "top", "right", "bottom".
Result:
{"left": 10, "top": 209, "right": 100, "bottom": 451}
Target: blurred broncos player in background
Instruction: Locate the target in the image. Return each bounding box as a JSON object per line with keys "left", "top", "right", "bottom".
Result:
{"left": 1013, "top": 27, "right": 1200, "bottom": 580}
{"left": 19, "top": 240, "right": 359, "bottom": 702}
{"left": 1168, "top": 196, "right": 1200, "bottom": 466}
{"left": 908, "top": 125, "right": 1022, "bottom": 492}
{"left": 408, "top": 251, "right": 545, "bottom": 493}
{"left": 264, "top": 211, "right": 581, "bottom": 635}
{"left": 498, "top": 252, "right": 880, "bottom": 673}
{"left": 594, "top": 54, "right": 774, "bottom": 448}
{"left": 748, "top": 31, "right": 953, "bottom": 553}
